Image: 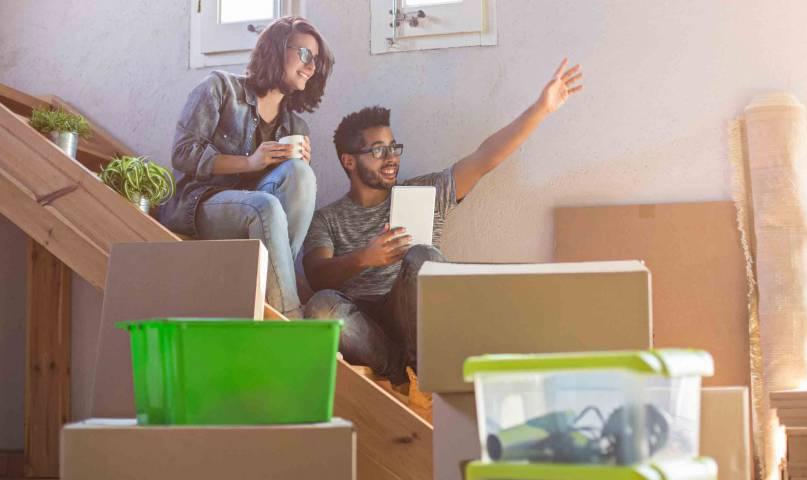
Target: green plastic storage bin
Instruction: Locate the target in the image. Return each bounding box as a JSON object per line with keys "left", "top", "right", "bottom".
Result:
{"left": 116, "top": 319, "right": 342, "bottom": 425}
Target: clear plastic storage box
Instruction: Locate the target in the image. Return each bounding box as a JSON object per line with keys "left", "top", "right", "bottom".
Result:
{"left": 463, "top": 350, "right": 714, "bottom": 466}
{"left": 465, "top": 457, "right": 718, "bottom": 480}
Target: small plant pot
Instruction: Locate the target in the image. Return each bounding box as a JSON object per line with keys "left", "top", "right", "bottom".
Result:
{"left": 48, "top": 131, "right": 79, "bottom": 159}
{"left": 132, "top": 194, "right": 151, "bottom": 215}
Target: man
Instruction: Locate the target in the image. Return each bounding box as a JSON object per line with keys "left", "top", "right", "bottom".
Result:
{"left": 303, "top": 59, "right": 583, "bottom": 385}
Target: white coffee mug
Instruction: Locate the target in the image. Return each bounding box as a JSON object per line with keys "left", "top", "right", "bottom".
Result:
{"left": 279, "top": 135, "right": 305, "bottom": 160}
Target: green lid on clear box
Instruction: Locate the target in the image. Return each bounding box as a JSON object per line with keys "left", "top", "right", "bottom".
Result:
{"left": 465, "top": 457, "right": 718, "bottom": 480}
{"left": 463, "top": 349, "right": 714, "bottom": 381}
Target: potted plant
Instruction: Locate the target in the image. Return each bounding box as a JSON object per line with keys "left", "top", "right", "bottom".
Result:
{"left": 29, "top": 107, "right": 92, "bottom": 159}
{"left": 99, "top": 155, "right": 176, "bottom": 214}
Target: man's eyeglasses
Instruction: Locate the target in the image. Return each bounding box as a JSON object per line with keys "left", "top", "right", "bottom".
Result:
{"left": 287, "top": 46, "right": 318, "bottom": 67}
{"left": 350, "top": 143, "right": 404, "bottom": 160}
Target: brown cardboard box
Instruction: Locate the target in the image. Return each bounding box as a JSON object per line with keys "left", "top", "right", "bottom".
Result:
{"left": 700, "top": 387, "right": 752, "bottom": 480}
{"left": 554, "top": 202, "right": 749, "bottom": 388}
{"left": 418, "top": 260, "right": 652, "bottom": 393}
{"left": 435, "top": 388, "right": 749, "bottom": 480}
{"left": 61, "top": 418, "right": 356, "bottom": 480}
{"left": 773, "top": 391, "right": 807, "bottom": 428}
{"left": 433, "top": 393, "right": 479, "bottom": 480}
{"left": 790, "top": 429, "right": 807, "bottom": 462}
{"left": 91, "top": 240, "right": 267, "bottom": 418}
{"left": 789, "top": 429, "right": 807, "bottom": 468}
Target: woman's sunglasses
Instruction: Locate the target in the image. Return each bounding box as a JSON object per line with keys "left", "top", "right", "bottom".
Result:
{"left": 287, "top": 46, "right": 318, "bottom": 67}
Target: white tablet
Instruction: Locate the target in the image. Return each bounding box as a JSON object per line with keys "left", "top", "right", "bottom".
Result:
{"left": 389, "top": 186, "right": 436, "bottom": 246}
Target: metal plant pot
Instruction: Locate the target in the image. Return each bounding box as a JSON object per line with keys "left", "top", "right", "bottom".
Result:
{"left": 131, "top": 194, "right": 151, "bottom": 215}
{"left": 48, "top": 131, "right": 79, "bottom": 159}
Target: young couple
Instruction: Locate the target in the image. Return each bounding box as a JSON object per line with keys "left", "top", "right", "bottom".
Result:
{"left": 159, "top": 16, "right": 583, "bottom": 386}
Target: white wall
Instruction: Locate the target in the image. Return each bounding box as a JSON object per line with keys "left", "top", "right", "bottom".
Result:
{"left": 2, "top": 0, "right": 807, "bottom": 448}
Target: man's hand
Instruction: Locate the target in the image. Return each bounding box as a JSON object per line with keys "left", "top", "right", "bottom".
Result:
{"left": 246, "top": 141, "right": 295, "bottom": 171}
{"left": 536, "top": 58, "right": 583, "bottom": 115}
{"left": 359, "top": 224, "right": 412, "bottom": 268}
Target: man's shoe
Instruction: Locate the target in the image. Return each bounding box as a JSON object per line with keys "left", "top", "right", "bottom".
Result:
{"left": 406, "top": 367, "right": 432, "bottom": 424}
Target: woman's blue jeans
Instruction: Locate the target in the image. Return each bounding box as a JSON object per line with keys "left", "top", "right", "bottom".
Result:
{"left": 195, "top": 159, "right": 316, "bottom": 315}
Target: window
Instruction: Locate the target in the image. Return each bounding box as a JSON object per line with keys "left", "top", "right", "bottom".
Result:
{"left": 370, "top": 0, "right": 497, "bottom": 54}
{"left": 190, "top": 0, "right": 301, "bottom": 69}
{"left": 405, "top": 0, "right": 462, "bottom": 6}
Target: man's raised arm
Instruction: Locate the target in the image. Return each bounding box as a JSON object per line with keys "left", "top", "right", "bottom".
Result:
{"left": 453, "top": 58, "right": 583, "bottom": 200}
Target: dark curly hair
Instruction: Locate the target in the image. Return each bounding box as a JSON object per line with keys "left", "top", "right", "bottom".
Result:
{"left": 245, "top": 16, "right": 334, "bottom": 113}
{"left": 333, "top": 106, "right": 391, "bottom": 171}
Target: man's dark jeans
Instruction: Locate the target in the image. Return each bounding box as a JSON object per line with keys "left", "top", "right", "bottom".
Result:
{"left": 304, "top": 245, "right": 446, "bottom": 385}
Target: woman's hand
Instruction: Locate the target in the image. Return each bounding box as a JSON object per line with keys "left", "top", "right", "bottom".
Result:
{"left": 246, "top": 141, "right": 295, "bottom": 171}
{"left": 301, "top": 136, "right": 311, "bottom": 163}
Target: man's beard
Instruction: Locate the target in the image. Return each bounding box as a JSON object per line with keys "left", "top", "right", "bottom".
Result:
{"left": 357, "top": 161, "right": 396, "bottom": 190}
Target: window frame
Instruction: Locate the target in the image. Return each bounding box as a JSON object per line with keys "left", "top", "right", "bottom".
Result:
{"left": 190, "top": 0, "right": 303, "bottom": 69}
{"left": 370, "top": 0, "right": 497, "bottom": 55}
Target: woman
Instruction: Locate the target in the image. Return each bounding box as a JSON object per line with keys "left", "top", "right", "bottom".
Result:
{"left": 160, "top": 16, "right": 334, "bottom": 318}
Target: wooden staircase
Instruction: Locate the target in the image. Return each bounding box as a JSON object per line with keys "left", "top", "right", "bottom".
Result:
{"left": 0, "top": 83, "right": 432, "bottom": 480}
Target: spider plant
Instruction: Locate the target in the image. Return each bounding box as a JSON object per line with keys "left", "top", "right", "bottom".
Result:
{"left": 29, "top": 107, "right": 92, "bottom": 159}
{"left": 99, "top": 156, "right": 175, "bottom": 214}
{"left": 29, "top": 107, "right": 92, "bottom": 138}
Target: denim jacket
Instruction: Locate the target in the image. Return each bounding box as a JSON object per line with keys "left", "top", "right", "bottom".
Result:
{"left": 159, "top": 70, "right": 310, "bottom": 236}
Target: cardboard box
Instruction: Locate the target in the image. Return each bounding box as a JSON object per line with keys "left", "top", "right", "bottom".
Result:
{"left": 773, "top": 391, "right": 807, "bottom": 428}
{"left": 61, "top": 418, "right": 355, "bottom": 480}
{"left": 433, "top": 393, "right": 479, "bottom": 480}
{"left": 554, "top": 202, "right": 749, "bottom": 388}
{"left": 418, "top": 260, "right": 652, "bottom": 393}
{"left": 435, "top": 387, "right": 751, "bottom": 480}
{"left": 701, "top": 387, "right": 752, "bottom": 480}
{"left": 91, "top": 240, "right": 267, "bottom": 418}
{"left": 789, "top": 428, "right": 807, "bottom": 466}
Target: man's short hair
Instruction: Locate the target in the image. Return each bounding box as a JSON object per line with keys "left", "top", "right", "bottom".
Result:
{"left": 333, "top": 106, "right": 391, "bottom": 166}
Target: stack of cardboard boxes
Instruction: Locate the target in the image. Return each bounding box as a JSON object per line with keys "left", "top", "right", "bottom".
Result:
{"left": 60, "top": 241, "right": 357, "bottom": 480}
{"left": 772, "top": 390, "right": 807, "bottom": 479}
{"left": 418, "top": 260, "right": 654, "bottom": 479}
{"left": 419, "top": 258, "right": 753, "bottom": 479}
{"left": 556, "top": 201, "right": 755, "bottom": 480}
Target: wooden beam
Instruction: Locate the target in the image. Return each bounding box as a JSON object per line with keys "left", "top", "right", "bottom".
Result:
{"left": 10, "top": 101, "right": 117, "bottom": 174}
{"left": 0, "top": 84, "right": 49, "bottom": 117}
{"left": 358, "top": 451, "right": 405, "bottom": 480}
{"left": 45, "top": 96, "right": 136, "bottom": 159}
{"left": 24, "top": 241, "right": 71, "bottom": 478}
{"left": 0, "top": 102, "right": 180, "bottom": 253}
{"left": 0, "top": 84, "right": 125, "bottom": 172}
{"left": 0, "top": 451, "right": 24, "bottom": 478}
{"left": 334, "top": 360, "right": 433, "bottom": 480}
{"left": 0, "top": 174, "right": 107, "bottom": 290}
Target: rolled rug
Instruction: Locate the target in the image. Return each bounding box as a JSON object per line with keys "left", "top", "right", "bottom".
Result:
{"left": 731, "top": 92, "right": 807, "bottom": 480}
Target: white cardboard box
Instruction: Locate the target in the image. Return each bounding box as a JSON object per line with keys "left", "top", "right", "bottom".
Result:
{"left": 701, "top": 387, "right": 752, "bottom": 480}
{"left": 433, "top": 393, "right": 479, "bottom": 480}
{"left": 61, "top": 418, "right": 355, "bottom": 480}
{"left": 92, "top": 240, "right": 267, "bottom": 418}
